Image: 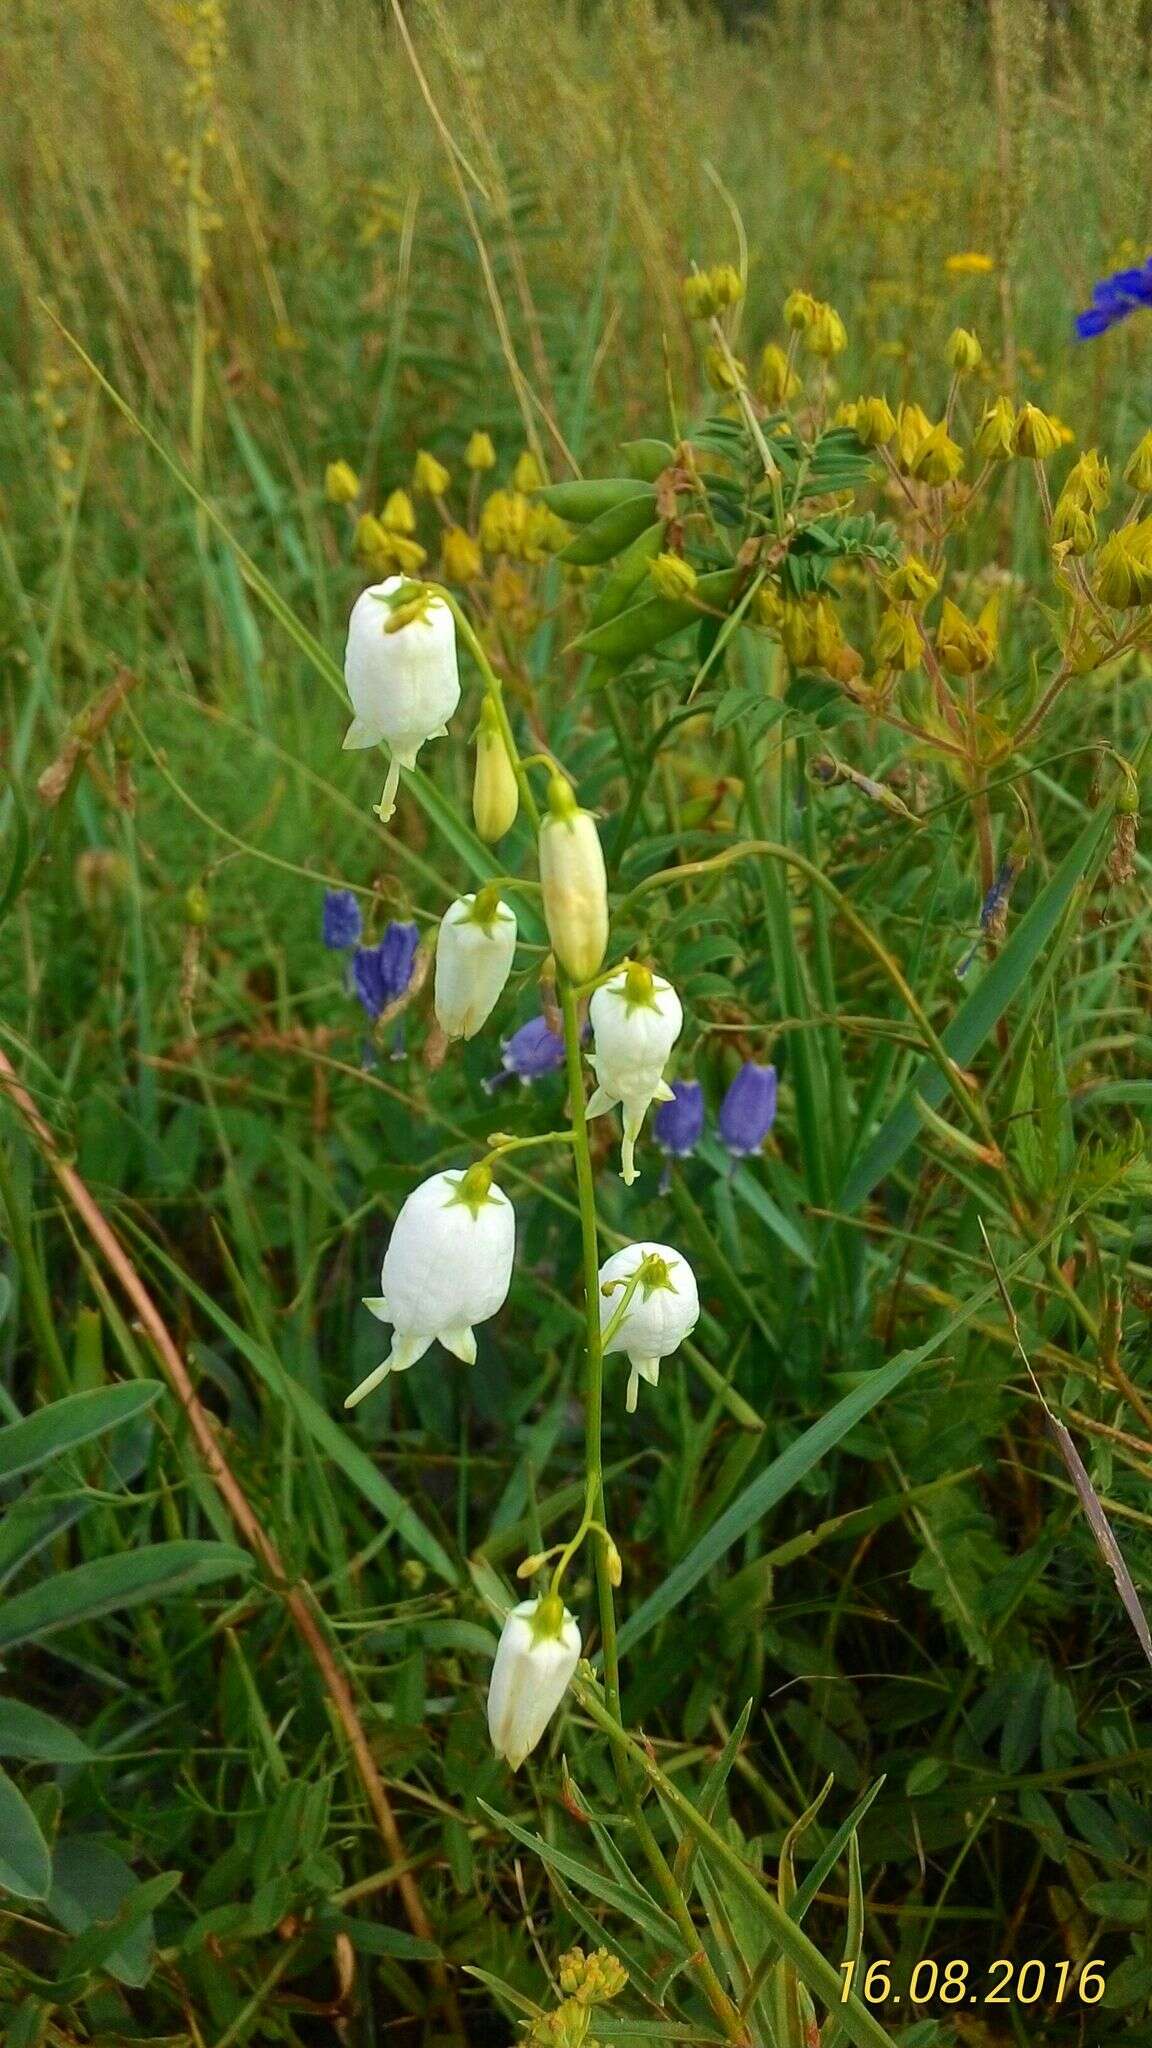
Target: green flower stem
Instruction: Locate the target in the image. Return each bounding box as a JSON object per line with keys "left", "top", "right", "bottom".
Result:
{"left": 480, "top": 1130, "right": 574, "bottom": 1171}
{"left": 425, "top": 583, "right": 542, "bottom": 831}
{"left": 558, "top": 971, "right": 621, "bottom": 1721}
{"left": 0, "top": 1138, "right": 70, "bottom": 1393}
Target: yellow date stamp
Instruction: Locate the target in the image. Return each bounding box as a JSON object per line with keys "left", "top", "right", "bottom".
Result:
{"left": 840, "top": 1957, "right": 1107, "bottom": 2007}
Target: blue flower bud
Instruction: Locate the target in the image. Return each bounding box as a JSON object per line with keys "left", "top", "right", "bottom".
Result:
{"left": 322, "top": 888, "right": 363, "bottom": 950}
{"left": 352, "top": 921, "right": 420, "bottom": 1021}
{"left": 653, "top": 1079, "right": 705, "bottom": 1159}
{"left": 484, "top": 1014, "right": 566, "bottom": 1092}
{"left": 718, "top": 1062, "right": 778, "bottom": 1158}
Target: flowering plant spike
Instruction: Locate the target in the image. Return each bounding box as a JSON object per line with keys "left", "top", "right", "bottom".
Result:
{"left": 346, "top": 1165, "right": 514, "bottom": 1408}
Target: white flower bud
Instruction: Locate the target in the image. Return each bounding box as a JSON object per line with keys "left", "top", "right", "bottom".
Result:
{"left": 487, "top": 1594, "right": 581, "bottom": 1770}
{"left": 598, "top": 1241, "right": 699, "bottom": 1412}
{"left": 345, "top": 1165, "right": 514, "bottom": 1408}
{"left": 434, "top": 887, "right": 517, "bottom": 1040}
{"left": 343, "top": 579, "right": 461, "bottom": 821}
{"left": 538, "top": 778, "right": 609, "bottom": 984}
{"left": 587, "top": 965, "right": 683, "bottom": 1185}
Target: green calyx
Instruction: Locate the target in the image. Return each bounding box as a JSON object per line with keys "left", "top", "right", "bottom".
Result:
{"left": 636, "top": 1252, "right": 675, "bottom": 1297}
{"left": 546, "top": 774, "right": 581, "bottom": 826}
{"left": 449, "top": 1162, "right": 497, "bottom": 1215}
{"left": 530, "top": 1592, "right": 568, "bottom": 1643}
{"left": 621, "top": 961, "right": 657, "bottom": 1010}
{"left": 467, "top": 882, "right": 506, "bottom": 929}
{"left": 374, "top": 581, "right": 434, "bottom": 633}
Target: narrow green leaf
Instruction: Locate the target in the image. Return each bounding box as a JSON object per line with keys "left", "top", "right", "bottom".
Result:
{"left": 478, "top": 1803, "right": 684, "bottom": 1949}
{"left": 615, "top": 1352, "right": 921, "bottom": 1659}
{"left": 0, "top": 1767, "right": 52, "bottom": 1899}
{"left": 841, "top": 804, "right": 1114, "bottom": 1209}
{"left": 0, "top": 1382, "right": 163, "bottom": 1485}
{"left": 0, "top": 1542, "right": 252, "bottom": 1653}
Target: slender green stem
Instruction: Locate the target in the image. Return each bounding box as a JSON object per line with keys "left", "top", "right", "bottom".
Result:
{"left": 0, "top": 1137, "right": 70, "bottom": 1391}
{"left": 558, "top": 971, "right": 620, "bottom": 1719}
{"left": 425, "top": 583, "right": 542, "bottom": 831}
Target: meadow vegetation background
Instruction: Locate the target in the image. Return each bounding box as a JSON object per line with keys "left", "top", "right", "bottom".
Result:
{"left": 3, "top": 0, "right": 1152, "bottom": 2042}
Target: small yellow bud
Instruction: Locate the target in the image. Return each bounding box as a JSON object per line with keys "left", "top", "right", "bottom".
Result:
{"left": 1050, "top": 493, "right": 1096, "bottom": 556}
{"left": 647, "top": 552, "right": 699, "bottom": 601}
{"left": 681, "top": 264, "right": 744, "bottom": 320}
{"left": 834, "top": 400, "right": 859, "bottom": 429}
{"left": 803, "top": 302, "right": 847, "bottom": 359}
{"left": 780, "top": 597, "right": 816, "bottom": 667}
{"left": 936, "top": 594, "right": 998, "bottom": 676}
{"left": 811, "top": 595, "right": 844, "bottom": 670}
{"left": 1011, "top": 402, "right": 1063, "bottom": 461}
{"left": 412, "top": 448, "right": 451, "bottom": 497}
{"left": 783, "top": 288, "right": 818, "bottom": 331}
{"left": 381, "top": 487, "right": 416, "bottom": 535}
{"left": 353, "top": 512, "right": 389, "bottom": 563}
{"left": 884, "top": 556, "right": 939, "bottom": 605}
{"left": 479, "top": 487, "right": 529, "bottom": 557}
{"left": 972, "top": 396, "right": 1017, "bottom": 462}
{"left": 945, "top": 327, "right": 983, "bottom": 373}
{"left": 538, "top": 779, "right": 610, "bottom": 984}
{"left": 324, "top": 459, "right": 360, "bottom": 505}
{"left": 522, "top": 503, "right": 570, "bottom": 561}
{"left": 605, "top": 1538, "right": 623, "bottom": 1588}
{"left": 512, "top": 449, "right": 545, "bottom": 494}
{"left": 944, "top": 250, "right": 995, "bottom": 276}
{"left": 465, "top": 429, "right": 497, "bottom": 471}
{"left": 1096, "top": 523, "right": 1152, "bottom": 608}
{"left": 472, "top": 698, "right": 520, "bottom": 843}
{"left": 758, "top": 343, "right": 801, "bottom": 406}
{"left": 1063, "top": 449, "right": 1110, "bottom": 511}
{"left": 872, "top": 606, "right": 923, "bottom": 671}
{"left": 441, "top": 524, "right": 483, "bottom": 583}
{"left": 704, "top": 345, "right": 744, "bottom": 393}
{"left": 184, "top": 883, "right": 210, "bottom": 927}
{"left": 854, "top": 395, "right": 897, "bottom": 448}
{"left": 752, "top": 582, "right": 786, "bottom": 628}
{"left": 385, "top": 531, "right": 428, "bottom": 576}
{"left": 893, "top": 402, "right": 934, "bottom": 473}
{"left": 909, "top": 421, "right": 964, "bottom": 486}
{"left": 1123, "top": 430, "right": 1152, "bottom": 495}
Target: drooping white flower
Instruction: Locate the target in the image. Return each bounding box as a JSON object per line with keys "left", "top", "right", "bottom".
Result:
{"left": 343, "top": 579, "right": 461, "bottom": 822}
{"left": 345, "top": 1166, "right": 514, "bottom": 1408}
{"left": 434, "top": 887, "right": 517, "bottom": 1041}
{"left": 598, "top": 1241, "right": 700, "bottom": 1412}
{"left": 587, "top": 964, "right": 683, "bottom": 1185}
{"left": 487, "top": 1595, "right": 581, "bottom": 1770}
{"left": 538, "top": 776, "right": 609, "bottom": 984}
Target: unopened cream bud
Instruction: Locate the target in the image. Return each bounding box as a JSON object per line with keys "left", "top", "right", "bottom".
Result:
{"left": 472, "top": 701, "right": 520, "bottom": 844}
{"left": 538, "top": 779, "right": 609, "bottom": 985}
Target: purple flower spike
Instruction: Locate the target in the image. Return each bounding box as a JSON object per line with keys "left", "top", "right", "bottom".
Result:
{"left": 323, "top": 888, "right": 363, "bottom": 951}
{"left": 654, "top": 1079, "right": 705, "bottom": 1159}
{"left": 484, "top": 1014, "right": 566, "bottom": 1093}
{"left": 718, "top": 1062, "right": 778, "bottom": 1159}
{"left": 352, "top": 921, "right": 420, "bottom": 1021}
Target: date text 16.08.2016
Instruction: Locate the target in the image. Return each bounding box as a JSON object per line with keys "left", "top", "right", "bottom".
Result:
{"left": 840, "top": 1958, "right": 1106, "bottom": 2007}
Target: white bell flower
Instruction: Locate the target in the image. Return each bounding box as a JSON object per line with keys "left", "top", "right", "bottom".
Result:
{"left": 598, "top": 1241, "right": 700, "bottom": 1412}
{"left": 345, "top": 1165, "right": 514, "bottom": 1408}
{"left": 487, "top": 1594, "right": 581, "bottom": 1770}
{"left": 587, "top": 964, "right": 683, "bottom": 1185}
{"left": 434, "top": 887, "right": 517, "bottom": 1041}
{"left": 343, "top": 579, "right": 461, "bottom": 822}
